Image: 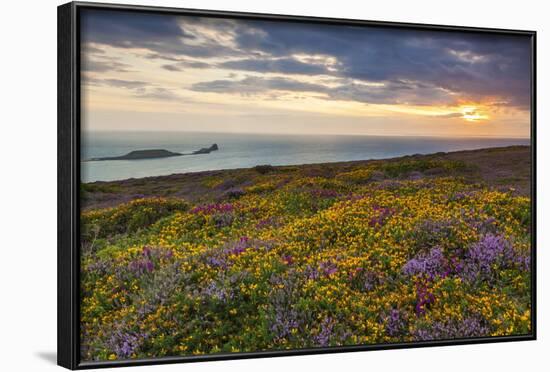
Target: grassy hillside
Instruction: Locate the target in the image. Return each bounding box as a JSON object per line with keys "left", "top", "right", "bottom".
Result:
{"left": 80, "top": 146, "right": 532, "bottom": 361}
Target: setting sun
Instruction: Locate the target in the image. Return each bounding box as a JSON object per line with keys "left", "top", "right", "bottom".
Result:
{"left": 461, "top": 106, "right": 489, "bottom": 122}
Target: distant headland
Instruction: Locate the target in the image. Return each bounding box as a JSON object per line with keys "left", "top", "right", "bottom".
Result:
{"left": 86, "top": 144, "right": 219, "bottom": 161}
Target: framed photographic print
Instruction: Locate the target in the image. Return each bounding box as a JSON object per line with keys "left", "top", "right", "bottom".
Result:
{"left": 58, "top": 1, "right": 536, "bottom": 369}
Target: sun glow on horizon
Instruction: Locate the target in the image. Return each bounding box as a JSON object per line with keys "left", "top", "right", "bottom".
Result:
{"left": 461, "top": 106, "right": 489, "bottom": 122}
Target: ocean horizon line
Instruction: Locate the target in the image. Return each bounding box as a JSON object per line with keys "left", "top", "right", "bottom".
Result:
{"left": 81, "top": 129, "right": 530, "bottom": 141}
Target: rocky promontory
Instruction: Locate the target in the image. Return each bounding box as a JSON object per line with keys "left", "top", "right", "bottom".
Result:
{"left": 87, "top": 144, "right": 219, "bottom": 161}
{"left": 192, "top": 144, "right": 219, "bottom": 154}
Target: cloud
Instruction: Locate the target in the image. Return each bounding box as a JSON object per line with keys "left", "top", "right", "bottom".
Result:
{"left": 81, "top": 58, "right": 132, "bottom": 73}
{"left": 82, "top": 77, "right": 149, "bottom": 90}
{"left": 219, "top": 57, "right": 331, "bottom": 75}
{"left": 81, "top": 44, "right": 106, "bottom": 55}
{"left": 145, "top": 53, "right": 182, "bottom": 62}
{"left": 231, "top": 22, "right": 530, "bottom": 109}
{"left": 81, "top": 8, "right": 531, "bottom": 109}
{"left": 327, "top": 79, "right": 456, "bottom": 105}
{"left": 190, "top": 75, "right": 456, "bottom": 106}
{"left": 161, "top": 64, "right": 182, "bottom": 72}
{"left": 432, "top": 108, "right": 488, "bottom": 120}
{"left": 190, "top": 76, "right": 328, "bottom": 96}
{"left": 159, "top": 55, "right": 331, "bottom": 75}
{"left": 81, "top": 9, "right": 247, "bottom": 58}
{"left": 83, "top": 77, "right": 180, "bottom": 101}
{"left": 81, "top": 42, "right": 133, "bottom": 73}
{"left": 434, "top": 112, "right": 464, "bottom": 119}
{"left": 161, "top": 60, "right": 213, "bottom": 71}
{"left": 100, "top": 78, "right": 149, "bottom": 89}
{"left": 135, "top": 87, "right": 180, "bottom": 100}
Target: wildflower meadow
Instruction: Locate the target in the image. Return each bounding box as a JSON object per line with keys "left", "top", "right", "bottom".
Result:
{"left": 79, "top": 147, "right": 532, "bottom": 361}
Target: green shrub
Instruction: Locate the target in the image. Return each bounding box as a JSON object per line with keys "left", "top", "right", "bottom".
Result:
{"left": 253, "top": 165, "right": 276, "bottom": 174}
{"left": 81, "top": 197, "right": 189, "bottom": 241}
{"left": 380, "top": 159, "right": 469, "bottom": 178}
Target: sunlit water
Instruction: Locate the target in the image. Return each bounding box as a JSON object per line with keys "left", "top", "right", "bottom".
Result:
{"left": 81, "top": 131, "right": 530, "bottom": 182}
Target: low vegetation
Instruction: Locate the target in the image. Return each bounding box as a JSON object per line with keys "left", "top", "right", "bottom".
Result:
{"left": 80, "top": 146, "right": 532, "bottom": 361}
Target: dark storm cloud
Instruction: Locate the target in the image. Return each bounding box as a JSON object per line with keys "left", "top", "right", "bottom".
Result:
{"left": 81, "top": 9, "right": 531, "bottom": 108}
{"left": 231, "top": 21, "right": 531, "bottom": 108}
{"left": 81, "top": 9, "right": 246, "bottom": 58}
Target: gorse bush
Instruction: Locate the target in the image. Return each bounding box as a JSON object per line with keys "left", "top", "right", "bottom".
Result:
{"left": 335, "top": 169, "right": 374, "bottom": 184}
{"left": 81, "top": 197, "right": 189, "bottom": 241}
{"left": 380, "top": 159, "right": 470, "bottom": 178}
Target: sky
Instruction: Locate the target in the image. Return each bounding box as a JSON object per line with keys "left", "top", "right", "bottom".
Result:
{"left": 80, "top": 9, "right": 532, "bottom": 138}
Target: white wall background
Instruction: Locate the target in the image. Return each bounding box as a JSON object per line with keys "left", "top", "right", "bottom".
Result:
{"left": 0, "top": 0, "right": 546, "bottom": 370}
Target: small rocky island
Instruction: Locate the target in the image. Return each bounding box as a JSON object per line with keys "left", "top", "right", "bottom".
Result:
{"left": 87, "top": 144, "right": 219, "bottom": 161}
{"left": 192, "top": 143, "right": 219, "bottom": 155}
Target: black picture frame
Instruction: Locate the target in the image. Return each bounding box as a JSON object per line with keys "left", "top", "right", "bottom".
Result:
{"left": 58, "top": 1, "right": 537, "bottom": 369}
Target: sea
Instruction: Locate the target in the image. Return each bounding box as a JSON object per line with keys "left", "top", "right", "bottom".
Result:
{"left": 81, "top": 131, "right": 530, "bottom": 183}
